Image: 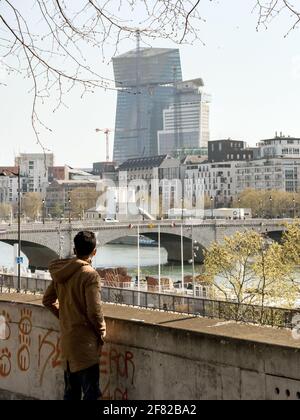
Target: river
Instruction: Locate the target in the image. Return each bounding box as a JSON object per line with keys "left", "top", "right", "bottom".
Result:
{"left": 0, "top": 242, "right": 202, "bottom": 282}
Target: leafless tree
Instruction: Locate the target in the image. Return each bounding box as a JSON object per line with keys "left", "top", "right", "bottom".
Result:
{"left": 0, "top": 1, "right": 299, "bottom": 151}
{"left": 255, "top": 1, "right": 300, "bottom": 35}
{"left": 0, "top": 0, "right": 203, "bottom": 149}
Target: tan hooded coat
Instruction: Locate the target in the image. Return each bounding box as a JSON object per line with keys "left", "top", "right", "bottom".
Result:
{"left": 43, "top": 258, "right": 106, "bottom": 373}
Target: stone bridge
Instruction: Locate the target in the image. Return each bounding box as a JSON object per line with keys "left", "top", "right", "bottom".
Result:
{"left": 0, "top": 219, "right": 289, "bottom": 270}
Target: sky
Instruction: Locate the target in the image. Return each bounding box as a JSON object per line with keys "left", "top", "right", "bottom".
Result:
{"left": 0, "top": 0, "right": 300, "bottom": 167}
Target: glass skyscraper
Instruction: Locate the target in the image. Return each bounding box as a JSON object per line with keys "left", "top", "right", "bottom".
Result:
{"left": 113, "top": 48, "right": 182, "bottom": 163}
{"left": 158, "top": 79, "right": 211, "bottom": 155}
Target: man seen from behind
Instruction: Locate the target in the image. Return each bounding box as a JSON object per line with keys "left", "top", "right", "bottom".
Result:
{"left": 43, "top": 231, "right": 106, "bottom": 400}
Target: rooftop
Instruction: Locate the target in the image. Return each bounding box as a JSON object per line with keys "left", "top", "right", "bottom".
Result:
{"left": 118, "top": 155, "right": 170, "bottom": 170}
{"left": 114, "top": 47, "right": 179, "bottom": 60}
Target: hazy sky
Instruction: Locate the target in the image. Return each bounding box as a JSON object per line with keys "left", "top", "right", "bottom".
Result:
{"left": 0, "top": 0, "right": 300, "bottom": 167}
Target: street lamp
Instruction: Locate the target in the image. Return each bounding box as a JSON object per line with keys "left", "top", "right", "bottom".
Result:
{"left": 0, "top": 167, "right": 21, "bottom": 292}
{"left": 269, "top": 195, "right": 273, "bottom": 219}
{"left": 42, "top": 199, "right": 45, "bottom": 224}
{"left": 68, "top": 197, "right": 71, "bottom": 223}
{"left": 114, "top": 196, "right": 119, "bottom": 221}
{"left": 293, "top": 197, "right": 296, "bottom": 219}
{"left": 238, "top": 197, "right": 241, "bottom": 219}
{"left": 259, "top": 200, "right": 263, "bottom": 218}
{"left": 210, "top": 196, "right": 214, "bottom": 219}
{"left": 181, "top": 197, "right": 184, "bottom": 222}
{"left": 141, "top": 196, "right": 145, "bottom": 222}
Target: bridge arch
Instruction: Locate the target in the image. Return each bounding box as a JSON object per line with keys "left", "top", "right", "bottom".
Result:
{"left": 103, "top": 230, "right": 206, "bottom": 263}
{"left": 0, "top": 240, "right": 58, "bottom": 270}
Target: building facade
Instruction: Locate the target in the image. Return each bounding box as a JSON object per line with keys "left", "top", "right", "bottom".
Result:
{"left": 118, "top": 155, "right": 181, "bottom": 217}
{"left": 183, "top": 157, "right": 237, "bottom": 208}
{"left": 15, "top": 153, "right": 54, "bottom": 196}
{"left": 208, "top": 139, "right": 253, "bottom": 163}
{"left": 158, "top": 79, "right": 211, "bottom": 155}
{"left": 0, "top": 174, "right": 18, "bottom": 205}
{"left": 48, "top": 166, "right": 69, "bottom": 182}
{"left": 256, "top": 134, "right": 300, "bottom": 159}
{"left": 46, "top": 180, "right": 98, "bottom": 215}
{"left": 92, "top": 162, "right": 118, "bottom": 181}
{"left": 235, "top": 158, "right": 300, "bottom": 194}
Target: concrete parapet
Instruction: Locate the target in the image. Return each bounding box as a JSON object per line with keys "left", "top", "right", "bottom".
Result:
{"left": 1, "top": 294, "right": 300, "bottom": 400}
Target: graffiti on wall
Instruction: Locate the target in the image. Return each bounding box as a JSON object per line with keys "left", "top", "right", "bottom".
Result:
{"left": 38, "top": 329, "right": 62, "bottom": 386}
{"left": 0, "top": 307, "right": 61, "bottom": 385}
{"left": 0, "top": 305, "right": 137, "bottom": 401}
{"left": 100, "top": 347, "right": 136, "bottom": 400}
{"left": 18, "top": 308, "right": 32, "bottom": 372}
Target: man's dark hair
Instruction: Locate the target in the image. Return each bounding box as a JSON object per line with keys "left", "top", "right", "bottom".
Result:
{"left": 74, "top": 231, "right": 97, "bottom": 257}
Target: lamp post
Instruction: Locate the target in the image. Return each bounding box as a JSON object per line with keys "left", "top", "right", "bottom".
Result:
{"left": 191, "top": 225, "right": 195, "bottom": 298}
{"left": 259, "top": 200, "right": 263, "bottom": 218}
{"left": 158, "top": 223, "right": 161, "bottom": 294}
{"left": 180, "top": 197, "right": 184, "bottom": 293}
{"left": 142, "top": 196, "right": 145, "bottom": 222}
{"left": 181, "top": 223, "right": 184, "bottom": 294}
{"left": 210, "top": 196, "right": 214, "bottom": 220}
{"left": 0, "top": 167, "right": 21, "bottom": 292}
{"left": 114, "top": 195, "right": 119, "bottom": 221}
{"left": 238, "top": 197, "right": 241, "bottom": 219}
{"left": 42, "top": 199, "right": 45, "bottom": 224}
{"left": 293, "top": 197, "right": 296, "bottom": 219}
{"left": 68, "top": 197, "right": 71, "bottom": 224}
{"left": 269, "top": 195, "right": 273, "bottom": 219}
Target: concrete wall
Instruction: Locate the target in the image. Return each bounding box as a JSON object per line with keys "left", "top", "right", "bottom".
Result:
{"left": 1, "top": 296, "right": 300, "bottom": 400}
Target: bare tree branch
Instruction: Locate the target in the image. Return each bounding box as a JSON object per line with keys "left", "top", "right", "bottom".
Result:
{"left": 0, "top": 0, "right": 204, "bottom": 149}
{"left": 255, "top": 0, "right": 300, "bottom": 35}
{"left": 0, "top": 0, "right": 299, "bottom": 152}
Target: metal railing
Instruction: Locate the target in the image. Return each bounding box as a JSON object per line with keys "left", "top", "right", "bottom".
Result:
{"left": 0, "top": 274, "right": 299, "bottom": 329}
{"left": 0, "top": 274, "right": 51, "bottom": 295}
{"left": 101, "top": 287, "right": 300, "bottom": 329}
{"left": 0, "top": 218, "right": 291, "bottom": 232}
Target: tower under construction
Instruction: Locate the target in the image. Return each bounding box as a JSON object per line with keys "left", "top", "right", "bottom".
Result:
{"left": 112, "top": 47, "right": 182, "bottom": 163}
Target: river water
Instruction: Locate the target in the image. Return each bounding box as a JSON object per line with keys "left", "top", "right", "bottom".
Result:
{"left": 0, "top": 242, "right": 201, "bottom": 282}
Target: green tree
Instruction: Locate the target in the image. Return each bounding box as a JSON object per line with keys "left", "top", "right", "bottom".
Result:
{"left": 70, "top": 188, "right": 100, "bottom": 218}
{"left": 233, "top": 189, "right": 300, "bottom": 218}
{"left": 204, "top": 230, "right": 297, "bottom": 322}
{"left": 282, "top": 221, "right": 300, "bottom": 266}
{"left": 0, "top": 203, "right": 12, "bottom": 220}
{"left": 22, "top": 193, "right": 43, "bottom": 220}
{"left": 252, "top": 240, "right": 297, "bottom": 315}
{"left": 50, "top": 202, "right": 64, "bottom": 219}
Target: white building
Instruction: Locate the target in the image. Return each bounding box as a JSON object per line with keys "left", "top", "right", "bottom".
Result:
{"left": 0, "top": 175, "right": 18, "bottom": 204}
{"left": 183, "top": 156, "right": 237, "bottom": 208}
{"left": 235, "top": 158, "right": 300, "bottom": 194}
{"left": 158, "top": 79, "right": 211, "bottom": 155}
{"left": 257, "top": 134, "right": 300, "bottom": 159}
{"left": 15, "top": 153, "right": 54, "bottom": 197}
{"left": 184, "top": 135, "right": 300, "bottom": 208}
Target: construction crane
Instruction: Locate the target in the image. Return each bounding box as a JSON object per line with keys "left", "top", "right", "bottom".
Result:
{"left": 95, "top": 128, "right": 113, "bottom": 162}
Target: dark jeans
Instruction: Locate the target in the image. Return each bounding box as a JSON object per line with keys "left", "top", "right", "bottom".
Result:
{"left": 64, "top": 363, "right": 101, "bottom": 401}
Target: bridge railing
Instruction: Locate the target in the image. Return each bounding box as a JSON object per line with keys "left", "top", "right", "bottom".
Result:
{"left": 0, "top": 274, "right": 299, "bottom": 329}
{"left": 0, "top": 218, "right": 292, "bottom": 232}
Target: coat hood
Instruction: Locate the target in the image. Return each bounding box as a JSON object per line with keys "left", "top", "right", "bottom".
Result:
{"left": 49, "top": 258, "right": 91, "bottom": 284}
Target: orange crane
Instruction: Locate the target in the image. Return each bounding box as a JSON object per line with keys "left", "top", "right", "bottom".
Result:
{"left": 95, "top": 128, "right": 113, "bottom": 162}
